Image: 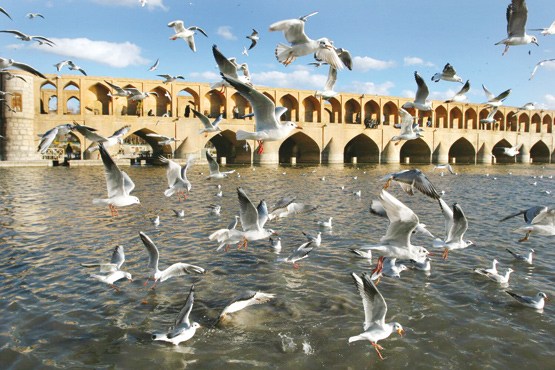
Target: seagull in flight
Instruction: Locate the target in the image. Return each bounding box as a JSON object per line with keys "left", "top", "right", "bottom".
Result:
{"left": 104, "top": 80, "right": 133, "bottom": 99}
{"left": 246, "top": 29, "right": 259, "bottom": 50}
{"left": 381, "top": 169, "right": 441, "bottom": 199}
{"left": 148, "top": 58, "right": 160, "bottom": 71}
{"left": 0, "top": 29, "right": 55, "bottom": 46}
{"left": 402, "top": 71, "right": 432, "bottom": 111}
{"left": 500, "top": 205, "right": 555, "bottom": 241}
{"left": 314, "top": 65, "right": 339, "bottom": 100}
{"left": 37, "top": 124, "right": 74, "bottom": 154}
{"left": 0, "top": 6, "right": 12, "bottom": 20}
{"left": 432, "top": 199, "right": 473, "bottom": 259}
{"left": 390, "top": 108, "right": 422, "bottom": 145}
{"left": 152, "top": 285, "right": 201, "bottom": 345}
{"left": 26, "top": 13, "right": 45, "bottom": 20}
{"left": 269, "top": 11, "right": 344, "bottom": 69}
{"left": 482, "top": 84, "right": 511, "bottom": 107}
{"left": 191, "top": 107, "right": 222, "bottom": 136}
{"left": 146, "top": 133, "right": 178, "bottom": 146}
{"left": 205, "top": 151, "right": 235, "bottom": 179}
{"left": 349, "top": 273, "right": 404, "bottom": 360}
{"left": 529, "top": 59, "right": 555, "bottom": 80}
{"left": 168, "top": 20, "right": 208, "bottom": 52}
{"left": 530, "top": 20, "right": 555, "bottom": 36}
{"left": 0, "top": 57, "right": 46, "bottom": 79}
{"left": 157, "top": 74, "right": 184, "bottom": 84}
{"left": 495, "top": 0, "right": 539, "bottom": 55}
{"left": 444, "top": 80, "right": 471, "bottom": 103}
{"left": 158, "top": 156, "right": 193, "bottom": 201}
{"left": 431, "top": 63, "right": 463, "bottom": 83}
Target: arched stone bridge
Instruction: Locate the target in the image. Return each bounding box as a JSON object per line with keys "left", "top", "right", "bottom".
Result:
{"left": 1, "top": 72, "right": 555, "bottom": 164}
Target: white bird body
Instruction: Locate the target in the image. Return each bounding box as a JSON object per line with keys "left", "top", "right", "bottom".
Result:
{"left": 91, "top": 270, "right": 132, "bottom": 285}
{"left": 317, "top": 217, "right": 333, "bottom": 228}
{"left": 444, "top": 80, "right": 470, "bottom": 103}
{"left": 315, "top": 66, "right": 338, "bottom": 100}
{"left": 127, "top": 89, "right": 158, "bottom": 102}
{"left": 217, "top": 291, "right": 275, "bottom": 324}
{"left": 505, "top": 291, "right": 548, "bottom": 309}
{"left": 506, "top": 248, "right": 534, "bottom": 264}
{"left": 146, "top": 133, "right": 179, "bottom": 146}
{"left": 157, "top": 74, "right": 184, "bottom": 84}
{"left": 37, "top": 123, "right": 73, "bottom": 154}
{"left": 159, "top": 156, "right": 193, "bottom": 199}
{"left": 480, "top": 107, "right": 499, "bottom": 125}
{"left": 391, "top": 108, "right": 422, "bottom": 143}
{"left": 402, "top": 71, "right": 432, "bottom": 111}
{"left": 371, "top": 258, "right": 407, "bottom": 280}
{"left": 501, "top": 143, "right": 522, "bottom": 157}
{"left": 432, "top": 199, "right": 473, "bottom": 259}
{"left": 431, "top": 63, "right": 463, "bottom": 83}
{"left": 191, "top": 107, "right": 222, "bottom": 135}
{"left": 205, "top": 151, "right": 235, "bottom": 179}
{"left": 482, "top": 85, "right": 511, "bottom": 108}
{"left": 168, "top": 20, "right": 208, "bottom": 52}
{"left": 495, "top": 0, "right": 539, "bottom": 55}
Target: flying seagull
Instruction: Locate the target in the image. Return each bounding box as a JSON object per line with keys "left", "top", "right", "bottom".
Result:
{"left": 0, "top": 57, "right": 46, "bottom": 79}
{"left": 495, "top": 0, "right": 539, "bottom": 55}
{"left": 168, "top": 20, "right": 208, "bottom": 52}
{"left": 246, "top": 29, "right": 259, "bottom": 50}
{"left": 431, "top": 63, "right": 463, "bottom": 83}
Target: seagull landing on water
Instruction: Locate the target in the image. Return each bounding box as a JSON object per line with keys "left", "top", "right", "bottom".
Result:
{"left": 152, "top": 285, "right": 200, "bottom": 345}
{"left": 505, "top": 291, "right": 548, "bottom": 309}
{"left": 495, "top": 0, "right": 538, "bottom": 55}
{"left": 349, "top": 273, "right": 404, "bottom": 360}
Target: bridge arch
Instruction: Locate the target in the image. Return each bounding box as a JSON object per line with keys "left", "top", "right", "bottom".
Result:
{"left": 279, "top": 132, "right": 320, "bottom": 163}
{"left": 449, "top": 137, "right": 475, "bottom": 164}
{"left": 86, "top": 82, "right": 110, "bottom": 115}
{"left": 506, "top": 112, "right": 517, "bottom": 131}
{"left": 279, "top": 94, "right": 298, "bottom": 121}
{"left": 518, "top": 113, "right": 530, "bottom": 132}
{"left": 492, "top": 139, "right": 516, "bottom": 163}
{"left": 543, "top": 114, "right": 553, "bottom": 133}
{"left": 435, "top": 105, "right": 448, "bottom": 128}
{"left": 177, "top": 88, "right": 198, "bottom": 117}
{"left": 63, "top": 82, "right": 80, "bottom": 114}
{"left": 205, "top": 129, "right": 250, "bottom": 164}
{"left": 121, "top": 84, "right": 138, "bottom": 116}
{"left": 231, "top": 92, "right": 250, "bottom": 119}
{"left": 40, "top": 81, "right": 57, "bottom": 114}
{"left": 323, "top": 98, "right": 341, "bottom": 123}
{"left": 363, "top": 100, "right": 380, "bottom": 124}
{"left": 129, "top": 128, "right": 168, "bottom": 157}
{"left": 150, "top": 86, "right": 171, "bottom": 116}
{"left": 262, "top": 92, "right": 275, "bottom": 103}
{"left": 531, "top": 113, "right": 541, "bottom": 133}
{"left": 530, "top": 140, "right": 550, "bottom": 163}
{"left": 302, "top": 96, "right": 320, "bottom": 123}
{"left": 450, "top": 107, "right": 463, "bottom": 129}
{"left": 204, "top": 90, "right": 225, "bottom": 118}
{"left": 400, "top": 138, "right": 431, "bottom": 163}
{"left": 382, "top": 101, "right": 398, "bottom": 126}
{"left": 66, "top": 97, "right": 80, "bottom": 115}
{"left": 345, "top": 98, "right": 361, "bottom": 124}
{"left": 344, "top": 134, "right": 379, "bottom": 163}
{"left": 465, "top": 108, "right": 478, "bottom": 130}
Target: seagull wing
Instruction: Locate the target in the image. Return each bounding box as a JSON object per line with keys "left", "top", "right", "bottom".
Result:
{"left": 221, "top": 74, "right": 280, "bottom": 131}
{"left": 168, "top": 20, "right": 186, "bottom": 33}
{"left": 413, "top": 71, "right": 429, "bottom": 104}
{"left": 446, "top": 203, "right": 468, "bottom": 243}
{"left": 351, "top": 272, "right": 387, "bottom": 329}
{"left": 398, "top": 108, "right": 415, "bottom": 136}
{"left": 174, "top": 285, "right": 195, "bottom": 327}
{"left": 73, "top": 123, "right": 108, "bottom": 142}
{"left": 237, "top": 187, "right": 260, "bottom": 232}
{"left": 530, "top": 59, "right": 555, "bottom": 80}
{"left": 139, "top": 231, "right": 160, "bottom": 272}
{"left": 0, "top": 7, "right": 12, "bottom": 20}
{"left": 494, "top": 88, "right": 511, "bottom": 102}
{"left": 191, "top": 107, "right": 213, "bottom": 129}
{"left": 205, "top": 151, "right": 220, "bottom": 175}
{"left": 438, "top": 198, "right": 454, "bottom": 238}
{"left": 379, "top": 189, "right": 419, "bottom": 246}
{"left": 257, "top": 200, "right": 269, "bottom": 228}
{"left": 11, "top": 61, "right": 46, "bottom": 79}
{"left": 482, "top": 84, "right": 495, "bottom": 101}
{"left": 323, "top": 66, "right": 337, "bottom": 91}
{"left": 269, "top": 18, "right": 310, "bottom": 44}
{"left": 110, "top": 245, "right": 125, "bottom": 270}
{"left": 442, "top": 63, "right": 457, "bottom": 78}
{"left": 160, "top": 263, "right": 205, "bottom": 282}
{"left": 189, "top": 26, "right": 208, "bottom": 38}
{"left": 159, "top": 156, "right": 183, "bottom": 187}
{"left": 212, "top": 45, "right": 239, "bottom": 78}
{"left": 507, "top": 0, "right": 527, "bottom": 38}
{"left": 98, "top": 144, "right": 127, "bottom": 198}
{"left": 111, "top": 125, "right": 131, "bottom": 138}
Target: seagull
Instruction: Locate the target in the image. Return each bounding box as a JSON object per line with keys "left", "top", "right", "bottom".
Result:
{"left": 267, "top": 196, "right": 318, "bottom": 221}
{"left": 349, "top": 248, "right": 372, "bottom": 260}
{"left": 314, "top": 65, "right": 339, "bottom": 100}
{"left": 482, "top": 85, "right": 511, "bottom": 107}
{"left": 145, "top": 133, "right": 179, "bottom": 146}
{"left": 140, "top": 0, "right": 147, "bottom": 7}
{"left": 434, "top": 164, "right": 455, "bottom": 174}
{"left": 220, "top": 74, "right": 301, "bottom": 154}
{"left": 317, "top": 217, "right": 333, "bottom": 228}
{"left": 139, "top": 232, "right": 205, "bottom": 288}
{"left": 54, "top": 60, "right": 71, "bottom": 72}
{"left": 433, "top": 199, "right": 473, "bottom": 259}
{"left": 302, "top": 231, "right": 321, "bottom": 247}
{"left": 370, "top": 198, "right": 434, "bottom": 238}
{"left": 92, "top": 143, "right": 140, "bottom": 216}
{"left": 371, "top": 258, "right": 407, "bottom": 282}
{"left": 90, "top": 270, "right": 132, "bottom": 290}
{"left": 495, "top": 0, "right": 538, "bottom": 55}
{"left": 381, "top": 169, "right": 441, "bottom": 200}
{"left": 506, "top": 248, "right": 534, "bottom": 264}
{"left": 505, "top": 291, "right": 548, "bottom": 309}
{"left": 81, "top": 245, "right": 126, "bottom": 273}
{"left": 26, "top": 13, "right": 45, "bottom": 20}
{"left": 205, "top": 151, "right": 235, "bottom": 179}
{"left": 76, "top": 124, "right": 131, "bottom": 152}
{"left": 0, "top": 57, "right": 46, "bottom": 79}
{"left": 234, "top": 187, "right": 276, "bottom": 249}
{"left": 126, "top": 89, "right": 158, "bottom": 102}
{"left": 529, "top": 59, "right": 555, "bottom": 80}
{"left": 152, "top": 285, "right": 201, "bottom": 345}
{"left": 159, "top": 156, "right": 193, "bottom": 201}
{"left": 501, "top": 205, "right": 555, "bottom": 241}
{"left": 148, "top": 58, "right": 160, "bottom": 71}
{"left": 191, "top": 107, "right": 223, "bottom": 136}
{"left": 500, "top": 143, "right": 522, "bottom": 157}
{"left": 360, "top": 190, "right": 430, "bottom": 275}
{"left": 167, "top": 20, "right": 208, "bottom": 52}
{"left": 37, "top": 124, "right": 74, "bottom": 154}
{"left": 407, "top": 257, "right": 432, "bottom": 272}
{"left": 269, "top": 12, "right": 344, "bottom": 69}
{"left": 209, "top": 216, "right": 241, "bottom": 251}
{"left": 157, "top": 74, "right": 184, "bottom": 84}
{"left": 216, "top": 291, "right": 275, "bottom": 325}
{"left": 208, "top": 204, "right": 221, "bottom": 216}
{"left": 246, "top": 29, "right": 259, "bottom": 50}
{"left": 475, "top": 267, "right": 514, "bottom": 285}
{"left": 515, "top": 102, "right": 535, "bottom": 112}
{"left": 1, "top": 71, "right": 27, "bottom": 82}
{"left": 480, "top": 107, "right": 499, "bottom": 126}
{"left": 444, "top": 80, "right": 471, "bottom": 103}
{"left": 530, "top": 20, "right": 555, "bottom": 36}
{"left": 391, "top": 108, "right": 422, "bottom": 145}
{"left": 173, "top": 209, "right": 185, "bottom": 218}
{"left": 0, "top": 29, "right": 55, "bottom": 46}
{"left": 277, "top": 241, "right": 314, "bottom": 268}
{"left": 242, "top": 46, "right": 248, "bottom": 56}
{"left": 431, "top": 63, "right": 463, "bottom": 83}
{"left": 0, "top": 6, "right": 12, "bottom": 20}
{"left": 349, "top": 273, "right": 404, "bottom": 360}
{"left": 211, "top": 45, "right": 252, "bottom": 91}
{"left": 402, "top": 71, "right": 432, "bottom": 111}
{"left": 269, "top": 236, "right": 282, "bottom": 253}
{"left": 104, "top": 80, "right": 133, "bottom": 98}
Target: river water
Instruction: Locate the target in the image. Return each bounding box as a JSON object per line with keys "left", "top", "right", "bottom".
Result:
{"left": 1, "top": 163, "right": 553, "bottom": 369}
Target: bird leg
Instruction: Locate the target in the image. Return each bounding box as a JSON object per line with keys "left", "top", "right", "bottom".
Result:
{"left": 109, "top": 204, "right": 119, "bottom": 217}
{"left": 110, "top": 284, "right": 121, "bottom": 292}
{"left": 519, "top": 231, "right": 531, "bottom": 242}
{"left": 293, "top": 262, "right": 300, "bottom": 269}
{"left": 394, "top": 140, "right": 401, "bottom": 146}
{"left": 502, "top": 45, "right": 509, "bottom": 56}
{"left": 150, "top": 279, "right": 158, "bottom": 290}
{"left": 372, "top": 256, "right": 385, "bottom": 275}
{"left": 238, "top": 238, "right": 248, "bottom": 250}
{"left": 383, "top": 179, "right": 392, "bottom": 190}
{"left": 256, "top": 140, "right": 264, "bottom": 154}
{"left": 371, "top": 342, "right": 385, "bottom": 360}
{"left": 143, "top": 277, "right": 150, "bottom": 287}
{"left": 374, "top": 276, "right": 382, "bottom": 285}
{"left": 442, "top": 248, "right": 449, "bottom": 260}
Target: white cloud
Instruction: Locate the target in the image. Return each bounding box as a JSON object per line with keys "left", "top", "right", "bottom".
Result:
{"left": 403, "top": 56, "right": 434, "bottom": 67}
{"left": 251, "top": 69, "right": 327, "bottom": 90}
{"left": 91, "top": 0, "right": 167, "bottom": 10}
{"left": 32, "top": 38, "right": 149, "bottom": 68}
{"left": 541, "top": 94, "right": 555, "bottom": 109}
{"left": 352, "top": 56, "right": 396, "bottom": 72}
{"left": 189, "top": 71, "right": 220, "bottom": 80}
{"left": 345, "top": 80, "right": 395, "bottom": 96}
{"left": 401, "top": 89, "right": 415, "bottom": 99}
{"left": 217, "top": 26, "right": 237, "bottom": 41}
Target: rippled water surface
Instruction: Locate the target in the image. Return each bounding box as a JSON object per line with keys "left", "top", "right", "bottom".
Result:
{"left": 1, "top": 163, "right": 554, "bottom": 369}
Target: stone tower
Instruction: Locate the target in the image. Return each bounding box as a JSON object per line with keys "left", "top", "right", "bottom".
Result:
{"left": 0, "top": 71, "right": 39, "bottom": 160}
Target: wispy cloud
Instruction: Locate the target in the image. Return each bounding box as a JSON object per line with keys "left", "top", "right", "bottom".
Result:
{"left": 542, "top": 94, "right": 555, "bottom": 109}
{"left": 32, "top": 38, "right": 149, "bottom": 68}
{"left": 217, "top": 26, "right": 237, "bottom": 41}
{"left": 352, "top": 56, "right": 396, "bottom": 72}
{"left": 403, "top": 56, "right": 434, "bottom": 67}
{"left": 90, "top": 0, "right": 168, "bottom": 10}
{"left": 189, "top": 71, "right": 220, "bottom": 80}
{"left": 252, "top": 68, "right": 327, "bottom": 90}
{"left": 344, "top": 80, "right": 395, "bottom": 96}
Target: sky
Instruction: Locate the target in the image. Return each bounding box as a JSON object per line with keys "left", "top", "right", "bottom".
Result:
{"left": 2, "top": 0, "right": 555, "bottom": 109}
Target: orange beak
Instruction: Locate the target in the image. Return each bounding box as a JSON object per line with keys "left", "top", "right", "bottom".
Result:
{"left": 296, "top": 126, "right": 303, "bottom": 130}
{"left": 397, "top": 328, "right": 405, "bottom": 336}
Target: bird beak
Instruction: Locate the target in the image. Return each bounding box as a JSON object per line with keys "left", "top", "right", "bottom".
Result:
{"left": 296, "top": 126, "right": 303, "bottom": 130}
{"left": 534, "top": 41, "right": 539, "bottom": 46}
{"left": 272, "top": 231, "right": 279, "bottom": 236}
{"left": 397, "top": 328, "right": 405, "bottom": 336}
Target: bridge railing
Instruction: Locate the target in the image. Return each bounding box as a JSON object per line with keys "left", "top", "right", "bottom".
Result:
{"left": 42, "top": 148, "right": 64, "bottom": 160}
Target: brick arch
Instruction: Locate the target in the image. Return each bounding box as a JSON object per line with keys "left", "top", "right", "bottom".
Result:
{"left": 150, "top": 86, "right": 171, "bottom": 116}
{"left": 465, "top": 108, "right": 478, "bottom": 130}
{"left": 344, "top": 98, "right": 361, "bottom": 124}
{"left": 86, "top": 82, "right": 110, "bottom": 115}
{"left": 364, "top": 100, "right": 380, "bottom": 125}
{"left": 279, "top": 131, "right": 320, "bottom": 163}
{"left": 382, "top": 101, "right": 398, "bottom": 126}
{"left": 129, "top": 128, "right": 168, "bottom": 157}
{"left": 231, "top": 92, "right": 250, "bottom": 119}
{"left": 543, "top": 114, "right": 552, "bottom": 133}
{"left": 302, "top": 95, "right": 320, "bottom": 123}
{"left": 344, "top": 134, "right": 380, "bottom": 163}
{"left": 448, "top": 137, "right": 475, "bottom": 163}
{"left": 530, "top": 140, "right": 550, "bottom": 163}
{"left": 492, "top": 138, "right": 517, "bottom": 163}
{"left": 205, "top": 129, "right": 249, "bottom": 164}
{"left": 450, "top": 107, "right": 463, "bottom": 129}
{"left": 279, "top": 94, "right": 298, "bottom": 121}
{"left": 204, "top": 90, "right": 225, "bottom": 118}
{"left": 323, "top": 97, "right": 341, "bottom": 123}
{"left": 400, "top": 137, "right": 431, "bottom": 163}
{"left": 177, "top": 88, "right": 199, "bottom": 117}
{"left": 436, "top": 105, "right": 448, "bottom": 128}
{"left": 531, "top": 113, "right": 541, "bottom": 133}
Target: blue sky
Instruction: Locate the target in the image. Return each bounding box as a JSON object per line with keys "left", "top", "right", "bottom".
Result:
{"left": 3, "top": 0, "right": 555, "bottom": 109}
